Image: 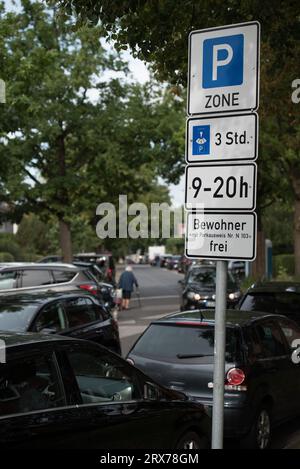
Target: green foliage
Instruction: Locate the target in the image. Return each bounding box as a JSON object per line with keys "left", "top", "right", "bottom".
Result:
{"left": 0, "top": 1, "right": 185, "bottom": 258}
{"left": 22, "top": 252, "right": 42, "bottom": 262}
{"left": 16, "top": 213, "right": 52, "bottom": 255}
{"left": 262, "top": 202, "right": 293, "bottom": 254}
{"left": 165, "top": 237, "right": 184, "bottom": 254}
{"left": 55, "top": 1, "right": 299, "bottom": 87}
{"left": 240, "top": 276, "right": 257, "bottom": 293}
{"left": 55, "top": 1, "right": 300, "bottom": 275}
{"left": 0, "top": 234, "right": 22, "bottom": 260}
{"left": 0, "top": 251, "right": 14, "bottom": 262}
{"left": 273, "top": 254, "right": 295, "bottom": 278}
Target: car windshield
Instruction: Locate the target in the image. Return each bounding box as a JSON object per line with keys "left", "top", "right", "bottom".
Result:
{"left": 132, "top": 323, "right": 239, "bottom": 363}
{"left": 240, "top": 292, "right": 300, "bottom": 317}
{"left": 0, "top": 302, "right": 37, "bottom": 331}
{"left": 187, "top": 269, "right": 237, "bottom": 289}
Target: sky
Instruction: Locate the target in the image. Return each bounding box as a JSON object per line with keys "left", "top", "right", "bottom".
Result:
{"left": 4, "top": 0, "right": 185, "bottom": 207}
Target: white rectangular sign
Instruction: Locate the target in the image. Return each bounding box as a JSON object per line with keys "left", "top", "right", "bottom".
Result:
{"left": 185, "top": 163, "right": 256, "bottom": 211}
{"left": 186, "top": 112, "right": 258, "bottom": 163}
{"left": 188, "top": 21, "right": 260, "bottom": 115}
{"left": 185, "top": 212, "right": 256, "bottom": 260}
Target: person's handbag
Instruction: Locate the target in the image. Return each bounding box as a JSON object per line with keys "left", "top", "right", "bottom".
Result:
{"left": 116, "top": 288, "right": 123, "bottom": 300}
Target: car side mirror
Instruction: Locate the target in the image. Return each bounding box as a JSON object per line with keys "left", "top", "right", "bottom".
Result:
{"left": 144, "top": 382, "right": 163, "bottom": 401}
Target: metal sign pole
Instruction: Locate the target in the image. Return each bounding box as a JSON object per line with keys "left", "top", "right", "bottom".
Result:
{"left": 211, "top": 260, "right": 228, "bottom": 449}
{"left": 0, "top": 79, "right": 5, "bottom": 103}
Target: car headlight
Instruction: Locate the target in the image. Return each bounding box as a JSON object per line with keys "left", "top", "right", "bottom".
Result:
{"left": 187, "top": 292, "right": 201, "bottom": 301}
{"left": 228, "top": 291, "right": 241, "bottom": 300}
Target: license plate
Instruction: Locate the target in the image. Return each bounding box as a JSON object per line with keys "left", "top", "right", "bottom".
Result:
{"left": 206, "top": 301, "right": 215, "bottom": 308}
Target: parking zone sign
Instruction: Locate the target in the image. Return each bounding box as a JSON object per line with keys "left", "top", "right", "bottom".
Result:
{"left": 188, "top": 22, "right": 260, "bottom": 115}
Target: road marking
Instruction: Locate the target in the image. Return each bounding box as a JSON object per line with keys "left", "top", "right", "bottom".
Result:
{"left": 117, "top": 319, "right": 136, "bottom": 325}
{"left": 131, "top": 295, "right": 179, "bottom": 302}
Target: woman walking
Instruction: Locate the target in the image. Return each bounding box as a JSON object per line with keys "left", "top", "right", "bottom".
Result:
{"left": 118, "top": 265, "right": 139, "bottom": 310}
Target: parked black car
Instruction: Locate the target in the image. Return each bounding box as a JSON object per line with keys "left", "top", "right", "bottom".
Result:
{"left": 127, "top": 309, "right": 300, "bottom": 449}
{"left": 166, "top": 255, "right": 181, "bottom": 271}
{"left": 180, "top": 265, "right": 241, "bottom": 310}
{"left": 238, "top": 282, "right": 300, "bottom": 325}
{"left": 159, "top": 255, "right": 172, "bottom": 268}
{"left": 74, "top": 253, "right": 116, "bottom": 284}
{"left": 0, "top": 332, "right": 210, "bottom": 449}
{"left": 37, "top": 256, "right": 62, "bottom": 263}
{"left": 228, "top": 261, "right": 246, "bottom": 280}
{"left": 72, "top": 261, "right": 116, "bottom": 311}
{"left": 0, "top": 292, "right": 121, "bottom": 354}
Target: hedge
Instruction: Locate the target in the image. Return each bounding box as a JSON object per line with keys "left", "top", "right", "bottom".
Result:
{"left": 0, "top": 240, "right": 22, "bottom": 260}
{"left": 0, "top": 252, "right": 15, "bottom": 262}
{"left": 273, "top": 254, "right": 295, "bottom": 277}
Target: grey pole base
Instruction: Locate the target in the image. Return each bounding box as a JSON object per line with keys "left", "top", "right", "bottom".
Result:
{"left": 211, "top": 260, "right": 228, "bottom": 449}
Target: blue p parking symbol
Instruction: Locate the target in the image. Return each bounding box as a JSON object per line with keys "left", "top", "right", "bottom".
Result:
{"left": 202, "top": 34, "right": 244, "bottom": 88}
{"left": 192, "top": 125, "right": 210, "bottom": 155}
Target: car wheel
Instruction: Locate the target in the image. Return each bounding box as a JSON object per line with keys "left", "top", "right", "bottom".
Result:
{"left": 241, "top": 406, "right": 272, "bottom": 449}
{"left": 175, "top": 431, "right": 206, "bottom": 449}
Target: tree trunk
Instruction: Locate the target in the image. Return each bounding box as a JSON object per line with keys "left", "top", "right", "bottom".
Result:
{"left": 57, "top": 127, "right": 73, "bottom": 263}
{"left": 290, "top": 170, "right": 300, "bottom": 276}
{"left": 252, "top": 230, "right": 265, "bottom": 279}
{"left": 251, "top": 211, "right": 265, "bottom": 280}
{"left": 59, "top": 219, "right": 72, "bottom": 263}
{"left": 294, "top": 200, "right": 300, "bottom": 276}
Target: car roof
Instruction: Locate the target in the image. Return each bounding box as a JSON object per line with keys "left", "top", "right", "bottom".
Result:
{"left": 0, "top": 330, "right": 74, "bottom": 349}
{"left": 0, "top": 291, "right": 96, "bottom": 306}
{"left": 247, "top": 281, "right": 300, "bottom": 294}
{"left": 0, "top": 263, "right": 81, "bottom": 271}
{"left": 73, "top": 261, "right": 97, "bottom": 267}
{"left": 150, "top": 309, "right": 286, "bottom": 328}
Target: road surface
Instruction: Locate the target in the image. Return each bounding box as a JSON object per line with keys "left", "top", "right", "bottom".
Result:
{"left": 117, "top": 264, "right": 183, "bottom": 356}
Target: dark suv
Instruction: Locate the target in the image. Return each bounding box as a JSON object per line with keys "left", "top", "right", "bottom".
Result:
{"left": 238, "top": 282, "right": 300, "bottom": 326}
{"left": 0, "top": 292, "right": 121, "bottom": 354}
{"left": 127, "top": 309, "right": 300, "bottom": 449}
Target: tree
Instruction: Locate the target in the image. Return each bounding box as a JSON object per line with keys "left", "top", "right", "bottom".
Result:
{"left": 56, "top": 0, "right": 299, "bottom": 275}
{"left": 0, "top": 1, "right": 184, "bottom": 261}
{"left": 16, "top": 213, "right": 52, "bottom": 256}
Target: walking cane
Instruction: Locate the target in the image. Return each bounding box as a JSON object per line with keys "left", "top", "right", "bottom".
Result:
{"left": 136, "top": 288, "right": 142, "bottom": 308}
